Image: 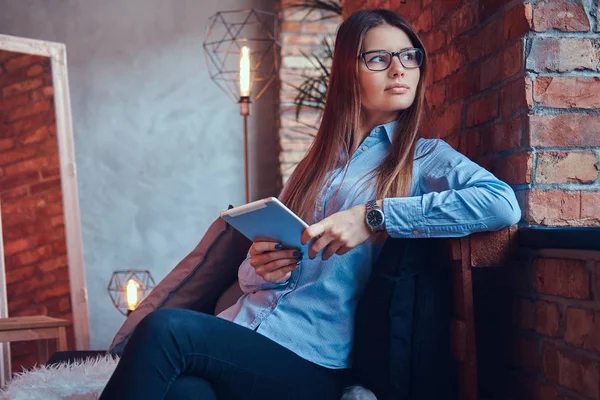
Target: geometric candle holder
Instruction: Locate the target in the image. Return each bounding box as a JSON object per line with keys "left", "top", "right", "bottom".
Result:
{"left": 107, "top": 270, "right": 156, "bottom": 316}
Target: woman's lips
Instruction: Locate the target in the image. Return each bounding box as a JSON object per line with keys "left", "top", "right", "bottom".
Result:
{"left": 386, "top": 87, "right": 409, "bottom": 94}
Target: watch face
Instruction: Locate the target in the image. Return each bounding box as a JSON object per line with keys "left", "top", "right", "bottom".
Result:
{"left": 367, "top": 210, "right": 384, "bottom": 227}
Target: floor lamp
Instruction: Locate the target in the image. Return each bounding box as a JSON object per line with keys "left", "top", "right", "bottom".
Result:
{"left": 203, "top": 9, "right": 280, "bottom": 204}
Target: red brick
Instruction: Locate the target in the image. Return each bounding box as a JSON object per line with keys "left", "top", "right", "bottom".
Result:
{"left": 489, "top": 115, "right": 523, "bottom": 153}
{"left": 7, "top": 272, "right": 57, "bottom": 298}
{"left": 4, "top": 156, "right": 50, "bottom": 176}
{"left": 467, "top": 89, "right": 499, "bottom": 127}
{"left": 1, "top": 113, "right": 50, "bottom": 137}
{"left": 2, "top": 78, "right": 43, "bottom": 97}
{"left": 25, "top": 64, "right": 44, "bottom": 77}
{"left": 5, "top": 265, "right": 35, "bottom": 285}
{"left": 3, "top": 55, "right": 44, "bottom": 72}
{"left": 448, "top": 3, "right": 477, "bottom": 39}
{"left": 557, "top": 351, "right": 600, "bottom": 399}
{"left": 432, "top": 101, "right": 461, "bottom": 137}
{"left": 478, "top": 0, "right": 505, "bottom": 21}
{"left": 431, "top": 0, "right": 460, "bottom": 24}
{"left": 513, "top": 336, "right": 541, "bottom": 372}
{"left": 581, "top": 192, "right": 600, "bottom": 221}
{"left": 0, "top": 93, "right": 30, "bottom": 111}
{"left": 0, "top": 146, "right": 40, "bottom": 168}
{"left": 6, "top": 100, "right": 52, "bottom": 122}
{"left": 535, "top": 383, "right": 558, "bottom": 400}
{"left": 536, "top": 300, "right": 560, "bottom": 337}
{"left": 426, "top": 81, "right": 445, "bottom": 110}
{"left": 416, "top": 7, "right": 432, "bottom": 33}
{"left": 29, "top": 177, "right": 61, "bottom": 195}
{"left": 532, "top": 0, "right": 591, "bottom": 32}
{"left": 529, "top": 38, "right": 600, "bottom": 72}
{"left": 480, "top": 40, "right": 523, "bottom": 90}
{"left": 533, "top": 257, "right": 590, "bottom": 299}
{"left": 518, "top": 298, "right": 536, "bottom": 330}
{"left": 0, "top": 137, "right": 15, "bottom": 152}
{"left": 281, "top": 21, "right": 300, "bottom": 32}
{"left": 46, "top": 296, "right": 71, "bottom": 315}
{"left": 421, "top": 29, "right": 445, "bottom": 53}
{"left": 529, "top": 114, "right": 600, "bottom": 147}
{"left": 282, "top": 34, "right": 321, "bottom": 46}
{"left": 527, "top": 189, "right": 582, "bottom": 225}
{"left": 496, "top": 151, "right": 533, "bottom": 185}
{"left": 37, "top": 255, "right": 68, "bottom": 274}
{"left": 565, "top": 308, "right": 600, "bottom": 353}
{"left": 504, "top": 3, "right": 530, "bottom": 41}
{"left": 534, "top": 76, "right": 600, "bottom": 109}
{"left": 0, "top": 186, "right": 29, "bottom": 201}
{"left": 536, "top": 151, "right": 599, "bottom": 184}
{"left": 8, "top": 245, "right": 53, "bottom": 267}
{"left": 304, "top": 23, "right": 330, "bottom": 33}
{"left": 500, "top": 76, "right": 532, "bottom": 118}
{"left": 3, "top": 237, "right": 32, "bottom": 257}
{"left": 446, "top": 66, "right": 480, "bottom": 102}
{"left": 42, "top": 86, "right": 54, "bottom": 98}
{"left": 433, "top": 46, "right": 465, "bottom": 82}
{"left": 50, "top": 214, "right": 64, "bottom": 227}
{"left": 33, "top": 282, "right": 71, "bottom": 302}
{"left": 18, "top": 126, "right": 50, "bottom": 145}
{"left": 543, "top": 341, "right": 559, "bottom": 382}
{"left": 467, "top": 17, "right": 504, "bottom": 62}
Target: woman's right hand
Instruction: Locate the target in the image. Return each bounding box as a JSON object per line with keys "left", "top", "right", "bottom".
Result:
{"left": 248, "top": 241, "right": 302, "bottom": 283}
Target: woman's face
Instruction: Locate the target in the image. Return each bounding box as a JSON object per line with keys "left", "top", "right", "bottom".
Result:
{"left": 358, "top": 24, "right": 421, "bottom": 118}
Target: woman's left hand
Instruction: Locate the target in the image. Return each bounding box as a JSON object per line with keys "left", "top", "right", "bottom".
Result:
{"left": 301, "top": 204, "right": 385, "bottom": 260}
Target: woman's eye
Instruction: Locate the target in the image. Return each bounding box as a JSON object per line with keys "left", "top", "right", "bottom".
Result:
{"left": 368, "top": 55, "right": 386, "bottom": 63}
{"left": 402, "top": 53, "right": 415, "bottom": 61}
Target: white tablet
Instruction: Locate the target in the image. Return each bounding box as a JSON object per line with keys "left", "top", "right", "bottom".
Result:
{"left": 220, "top": 197, "right": 313, "bottom": 259}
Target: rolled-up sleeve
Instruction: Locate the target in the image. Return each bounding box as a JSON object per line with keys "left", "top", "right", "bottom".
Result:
{"left": 383, "top": 140, "right": 522, "bottom": 238}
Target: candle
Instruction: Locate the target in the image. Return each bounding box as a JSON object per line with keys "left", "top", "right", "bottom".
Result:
{"left": 125, "top": 279, "right": 140, "bottom": 311}
{"left": 240, "top": 46, "right": 250, "bottom": 97}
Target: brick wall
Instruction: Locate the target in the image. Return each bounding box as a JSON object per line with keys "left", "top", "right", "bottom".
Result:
{"left": 329, "top": 1, "right": 600, "bottom": 399}
{"left": 0, "top": 50, "right": 73, "bottom": 372}
{"left": 278, "top": 0, "right": 341, "bottom": 183}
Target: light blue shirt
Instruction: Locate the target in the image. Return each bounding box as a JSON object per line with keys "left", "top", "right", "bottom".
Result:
{"left": 218, "top": 121, "right": 521, "bottom": 369}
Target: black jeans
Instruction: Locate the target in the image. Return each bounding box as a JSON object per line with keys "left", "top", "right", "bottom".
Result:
{"left": 100, "top": 308, "right": 348, "bottom": 399}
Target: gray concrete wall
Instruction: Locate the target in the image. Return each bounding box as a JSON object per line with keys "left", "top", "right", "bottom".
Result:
{"left": 0, "top": 0, "right": 280, "bottom": 350}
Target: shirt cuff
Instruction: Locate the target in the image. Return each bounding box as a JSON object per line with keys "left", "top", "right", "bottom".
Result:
{"left": 383, "top": 197, "right": 427, "bottom": 238}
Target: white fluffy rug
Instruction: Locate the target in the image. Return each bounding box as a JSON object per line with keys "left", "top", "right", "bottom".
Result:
{"left": 0, "top": 355, "right": 119, "bottom": 400}
{"left": 0, "top": 355, "right": 376, "bottom": 400}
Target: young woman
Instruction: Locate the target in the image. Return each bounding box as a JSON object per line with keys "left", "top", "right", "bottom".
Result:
{"left": 100, "top": 8, "right": 520, "bottom": 400}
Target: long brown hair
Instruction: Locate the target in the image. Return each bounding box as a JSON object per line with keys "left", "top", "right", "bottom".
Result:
{"left": 281, "top": 9, "right": 430, "bottom": 221}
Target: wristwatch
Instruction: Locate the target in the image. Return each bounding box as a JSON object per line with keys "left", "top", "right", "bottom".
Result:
{"left": 365, "top": 199, "right": 385, "bottom": 233}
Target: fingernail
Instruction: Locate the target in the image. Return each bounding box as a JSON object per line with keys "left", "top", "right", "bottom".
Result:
{"left": 293, "top": 250, "right": 301, "bottom": 257}
{"left": 275, "top": 243, "right": 282, "bottom": 250}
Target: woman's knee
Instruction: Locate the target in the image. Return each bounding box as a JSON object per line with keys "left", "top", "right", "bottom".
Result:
{"left": 135, "top": 308, "right": 193, "bottom": 338}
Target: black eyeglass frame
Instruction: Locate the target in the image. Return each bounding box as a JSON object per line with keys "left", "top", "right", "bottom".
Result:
{"left": 359, "top": 48, "right": 424, "bottom": 71}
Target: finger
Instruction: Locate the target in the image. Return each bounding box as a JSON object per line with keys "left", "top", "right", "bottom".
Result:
{"left": 255, "top": 258, "right": 299, "bottom": 276}
{"left": 301, "top": 218, "right": 332, "bottom": 245}
{"left": 262, "top": 263, "right": 299, "bottom": 283}
{"left": 322, "top": 241, "right": 343, "bottom": 261}
{"left": 309, "top": 233, "right": 334, "bottom": 259}
{"left": 264, "top": 264, "right": 297, "bottom": 283}
{"left": 251, "top": 241, "right": 283, "bottom": 255}
{"left": 336, "top": 245, "right": 353, "bottom": 256}
{"left": 250, "top": 248, "right": 302, "bottom": 267}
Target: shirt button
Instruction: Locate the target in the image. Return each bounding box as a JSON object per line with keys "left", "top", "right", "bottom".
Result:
{"left": 361, "top": 145, "right": 368, "bottom": 151}
{"left": 376, "top": 127, "right": 382, "bottom": 132}
{"left": 412, "top": 230, "right": 420, "bottom": 235}
{"left": 289, "top": 283, "right": 295, "bottom": 289}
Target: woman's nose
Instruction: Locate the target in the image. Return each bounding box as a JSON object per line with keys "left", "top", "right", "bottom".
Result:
{"left": 388, "top": 56, "right": 405, "bottom": 77}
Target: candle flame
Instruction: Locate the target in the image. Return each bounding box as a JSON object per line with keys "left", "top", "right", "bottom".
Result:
{"left": 240, "top": 46, "right": 250, "bottom": 97}
{"left": 126, "top": 279, "right": 140, "bottom": 311}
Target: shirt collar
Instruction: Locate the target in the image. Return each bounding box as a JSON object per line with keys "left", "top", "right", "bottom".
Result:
{"left": 380, "top": 120, "right": 397, "bottom": 143}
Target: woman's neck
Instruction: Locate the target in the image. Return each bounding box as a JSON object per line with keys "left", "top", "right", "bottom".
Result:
{"left": 357, "top": 110, "right": 397, "bottom": 143}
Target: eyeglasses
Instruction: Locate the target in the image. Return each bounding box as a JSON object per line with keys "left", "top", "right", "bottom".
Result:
{"left": 359, "top": 48, "right": 424, "bottom": 71}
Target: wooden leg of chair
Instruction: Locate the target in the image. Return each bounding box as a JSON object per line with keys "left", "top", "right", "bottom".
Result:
{"left": 57, "top": 327, "right": 67, "bottom": 351}
{"left": 36, "top": 340, "right": 49, "bottom": 364}
{"left": 449, "top": 237, "right": 478, "bottom": 400}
